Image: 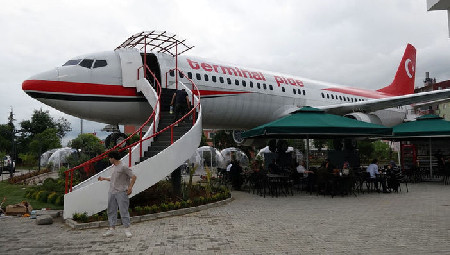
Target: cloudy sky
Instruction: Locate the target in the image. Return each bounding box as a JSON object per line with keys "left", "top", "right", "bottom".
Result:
{"left": 1, "top": 0, "right": 449, "bottom": 144}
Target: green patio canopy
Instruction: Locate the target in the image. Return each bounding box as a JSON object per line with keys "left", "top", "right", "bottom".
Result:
{"left": 242, "top": 106, "right": 392, "bottom": 139}
{"left": 392, "top": 114, "right": 450, "bottom": 137}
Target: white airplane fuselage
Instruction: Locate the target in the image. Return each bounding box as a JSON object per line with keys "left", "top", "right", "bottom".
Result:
{"left": 23, "top": 46, "right": 416, "bottom": 130}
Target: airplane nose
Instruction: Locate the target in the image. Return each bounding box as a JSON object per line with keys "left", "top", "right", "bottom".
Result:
{"left": 22, "top": 68, "right": 59, "bottom": 94}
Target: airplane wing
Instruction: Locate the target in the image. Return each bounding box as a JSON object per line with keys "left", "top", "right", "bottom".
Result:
{"left": 300, "top": 89, "right": 450, "bottom": 115}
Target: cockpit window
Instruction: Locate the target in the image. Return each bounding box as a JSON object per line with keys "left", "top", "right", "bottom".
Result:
{"left": 79, "top": 59, "right": 94, "bottom": 68}
{"left": 93, "top": 60, "right": 107, "bottom": 68}
{"left": 63, "top": 59, "right": 81, "bottom": 66}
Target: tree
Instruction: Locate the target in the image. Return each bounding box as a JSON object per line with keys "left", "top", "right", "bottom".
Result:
{"left": 28, "top": 128, "right": 61, "bottom": 155}
{"left": 68, "top": 133, "right": 105, "bottom": 158}
{"left": 0, "top": 124, "right": 13, "bottom": 153}
{"left": 213, "top": 130, "right": 236, "bottom": 150}
{"left": 357, "top": 140, "right": 375, "bottom": 164}
{"left": 20, "top": 109, "right": 71, "bottom": 139}
{"left": 313, "top": 139, "right": 326, "bottom": 152}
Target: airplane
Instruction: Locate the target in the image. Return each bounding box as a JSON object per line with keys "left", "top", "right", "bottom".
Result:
{"left": 22, "top": 34, "right": 450, "bottom": 141}
{"left": 23, "top": 31, "right": 450, "bottom": 219}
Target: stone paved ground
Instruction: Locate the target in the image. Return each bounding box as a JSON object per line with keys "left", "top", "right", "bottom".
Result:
{"left": 0, "top": 182, "right": 449, "bottom": 254}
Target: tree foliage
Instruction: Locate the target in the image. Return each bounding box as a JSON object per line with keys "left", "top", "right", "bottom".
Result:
{"left": 213, "top": 130, "right": 236, "bottom": 150}
{"left": 0, "top": 124, "right": 13, "bottom": 153}
{"left": 68, "top": 133, "right": 105, "bottom": 157}
{"left": 28, "top": 128, "right": 61, "bottom": 155}
{"left": 20, "top": 109, "right": 71, "bottom": 139}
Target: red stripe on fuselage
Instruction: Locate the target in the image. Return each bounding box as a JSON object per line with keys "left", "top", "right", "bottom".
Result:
{"left": 22, "top": 80, "right": 139, "bottom": 97}
{"left": 323, "top": 87, "right": 391, "bottom": 99}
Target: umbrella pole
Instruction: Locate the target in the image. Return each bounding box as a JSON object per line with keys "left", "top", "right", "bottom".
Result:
{"left": 429, "top": 137, "right": 432, "bottom": 178}
{"left": 306, "top": 136, "right": 310, "bottom": 170}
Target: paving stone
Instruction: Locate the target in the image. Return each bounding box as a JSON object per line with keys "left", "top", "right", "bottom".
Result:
{"left": 0, "top": 183, "right": 449, "bottom": 254}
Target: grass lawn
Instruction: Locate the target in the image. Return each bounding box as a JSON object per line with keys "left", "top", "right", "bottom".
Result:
{"left": 0, "top": 181, "right": 63, "bottom": 210}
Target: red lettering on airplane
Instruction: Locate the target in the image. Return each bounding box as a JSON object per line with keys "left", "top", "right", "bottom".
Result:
{"left": 274, "top": 75, "right": 304, "bottom": 87}
{"left": 187, "top": 59, "right": 266, "bottom": 81}
{"left": 186, "top": 58, "right": 304, "bottom": 88}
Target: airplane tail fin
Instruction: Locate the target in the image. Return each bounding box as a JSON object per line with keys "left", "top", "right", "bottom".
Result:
{"left": 377, "top": 44, "right": 416, "bottom": 96}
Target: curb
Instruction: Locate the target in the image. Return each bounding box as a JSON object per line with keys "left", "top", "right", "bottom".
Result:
{"left": 65, "top": 196, "right": 234, "bottom": 230}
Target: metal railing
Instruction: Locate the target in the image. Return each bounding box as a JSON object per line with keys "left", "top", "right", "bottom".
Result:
{"left": 64, "top": 66, "right": 201, "bottom": 194}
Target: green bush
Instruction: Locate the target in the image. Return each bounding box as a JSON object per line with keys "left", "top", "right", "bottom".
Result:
{"left": 38, "top": 191, "right": 51, "bottom": 202}
{"left": 55, "top": 194, "right": 64, "bottom": 206}
{"left": 47, "top": 192, "right": 58, "bottom": 204}
{"left": 150, "top": 204, "right": 159, "bottom": 213}
{"left": 73, "top": 212, "right": 88, "bottom": 223}
{"left": 159, "top": 203, "right": 168, "bottom": 212}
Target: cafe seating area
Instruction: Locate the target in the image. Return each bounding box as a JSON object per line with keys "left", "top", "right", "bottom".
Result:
{"left": 222, "top": 164, "right": 410, "bottom": 198}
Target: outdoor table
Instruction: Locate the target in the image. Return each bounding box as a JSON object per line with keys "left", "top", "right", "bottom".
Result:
{"left": 266, "top": 174, "right": 292, "bottom": 197}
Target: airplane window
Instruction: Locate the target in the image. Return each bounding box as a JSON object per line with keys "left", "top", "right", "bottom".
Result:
{"left": 298, "top": 89, "right": 301, "bottom": 94}
{"left": 93, "top": 60, "right": 107, "bottom": 68}
{"left": 327, "top": 94, "right": 330, "bottom": 99}
{"left": 169, "top": 70, "right": 175, "bottom": 77}
{"left": 293, "top": 89, "right": 297, "bottom": 94}
{"left": 242, "top": 80, "right": 246, "bottom": 87}
{"left": 179, "top": 72, "right": 184, "bottom": 78}
{"left": 63, "top": 59, "right": 81, "bottom": 66}
{"left": 227, "top": 78, "right": 231, "bottom": 85}
{"left": 219, "top": 77, "right": 224, "bottom": 83}
{"left": 321, "top": 93, "right": 324, "bottom": 98}
{"left": 257, "top": 83, "right": 261, "bottom": 89}
{"left": 263, "top": 83, "right": 267, "bottom": 90}
{"left": 204, "top": 74, "right": 209, "bottom": 81}
{"left": 188, "top": 72, "right": 192, "bottom": 79}
{"left": 347, "top": 97, "right": 350, "bottom": 102}
{"left": 79, "top": 59, "right": 94, "bottom": 68}
{"left": 250, "top": 81, "right": 253, "bottom": 88}
{"left": 212, "top": 76, "right": 216, "bottom": 82}
{"left": 270, "top": 85, "right": 274, "bottom": 91}
{"left": 196, "top": 73, "right": 201, "bottom": 80}
{"left": 303, "top": 90, "right": 306, "bottom": 95}
{"left": 331, "top": 95, "right": 334, "bottom": 99}
{"left": 339, "top": 96, "right": 342, "bottom": 101}
{"left": 235, "top": 79, "right": 239, "bottom": 86}
{"left": 279, "top": 86, "right": 283, "bottom": 92}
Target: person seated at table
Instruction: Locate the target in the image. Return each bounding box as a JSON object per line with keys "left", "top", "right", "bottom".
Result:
{"left": 268, "top": 159, "right": 281, "bottom": 174}
{"left": 342, "top": 161, "right": 350, "bottom": 175}
{"left": 230, "top": 160, "right": 243, "bottom": 190}
{"left": 296, "top": 160, "right": 314, "bottom": 177}
{"left": 366, "top": 158, "right": 388, "bottom": 193}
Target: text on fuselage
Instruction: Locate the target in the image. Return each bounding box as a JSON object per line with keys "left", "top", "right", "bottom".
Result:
{"left": 187, "top": 59, "right": 304, "bottom": 87}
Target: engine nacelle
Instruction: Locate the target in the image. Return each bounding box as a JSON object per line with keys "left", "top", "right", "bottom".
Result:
{"left": 344, "top": 112, "right": 382, "bottom": 125}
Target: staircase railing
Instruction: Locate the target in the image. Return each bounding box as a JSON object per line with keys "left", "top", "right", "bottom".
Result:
{"left": 64, "top": 66, "right": 201, "bottom": 194}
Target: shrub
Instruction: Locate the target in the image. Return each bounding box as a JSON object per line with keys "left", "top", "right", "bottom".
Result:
{"left": 38, "top": 191, "right": 51, "bottom": 202}
{"left": 47, "top": 192, "right": 58, "bottom": 204}
{"left": 150, "top": 204, "right": 159, "bottom": 213}
{"left": 167, "top": 202, "right": 175, "bottom": 211}
{"left": 73, "top": 212, "right": 88, "bottom": 223}
{"left": 55, "top": 194, "right": 64, "bottom": 206}
{"left": 159, "top": 203, "right": 168, "bottom": 212}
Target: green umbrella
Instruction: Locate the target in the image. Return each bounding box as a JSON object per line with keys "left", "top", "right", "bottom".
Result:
{"left": 393, "top": 114, "right": 450, "bottom": 137}
{"left": 392, "top": 114, "right": 450, "bottom": 177}
{"left": 242, "top": 106, "right": 392, "bottom": 139}
{"left": 242, "top": 106, "right": 392, "bottom": 170}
